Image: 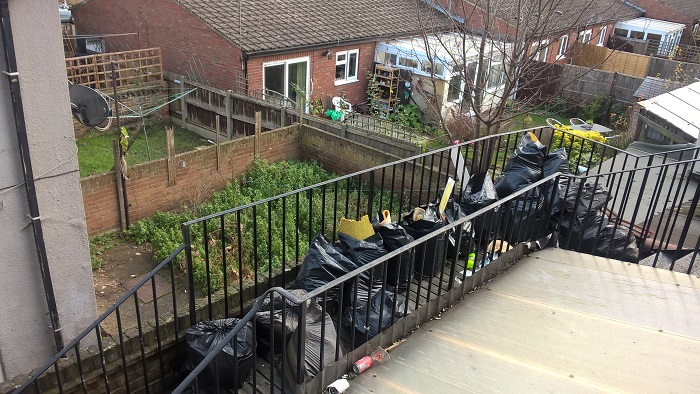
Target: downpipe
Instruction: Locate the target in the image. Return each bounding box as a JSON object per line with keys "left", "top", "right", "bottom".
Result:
{"left": 0, "top": 0, "right": 64, "bottom": 351}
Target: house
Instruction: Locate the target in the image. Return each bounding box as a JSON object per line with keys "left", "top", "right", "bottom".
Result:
{"left": 72, "top": 0, "right": 453, "bottom": 108}
{"left": 613, "top": 17, "right": 686, "bottom": 56}
{"left": 623, "top": 0, "right": 700, "bottom": 43}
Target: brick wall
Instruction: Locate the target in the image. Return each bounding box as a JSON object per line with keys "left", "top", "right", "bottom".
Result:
{"left": 73, "top": 0, "right": 243, "bottom": 91}
{"left": 82, "top": 125, "right": 300, "bottom": 235}
{"left": 544, "top": 23, "right": 615, "bottom": 65}
{"left": 247, "top": 41, "right": 377, "bottom": 106}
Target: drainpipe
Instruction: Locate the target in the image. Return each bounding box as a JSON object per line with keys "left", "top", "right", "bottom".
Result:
{"left": 0, "top": 0, "right": 64, "bottom": 351}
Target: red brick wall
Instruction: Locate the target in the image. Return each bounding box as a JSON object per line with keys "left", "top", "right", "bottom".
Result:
{"left": 539, "top": 23, "right": 615, "bottom": 64}
{"left": 247, "top": 41, "right": 377, "bottom": 106}
{"left": 81, "top": 126, "right": 300, "bottom": 235}
{"left": 73, "top": 0, "right": 243, "bottom": 91}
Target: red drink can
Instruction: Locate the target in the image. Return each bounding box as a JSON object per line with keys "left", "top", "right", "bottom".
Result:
{"left": 353, "top": 356, "right": 373, "bottom": 374}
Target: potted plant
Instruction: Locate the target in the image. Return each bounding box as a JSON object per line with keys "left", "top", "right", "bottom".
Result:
{"left": 584, "top": 119, "right": 594, "bottom": 130}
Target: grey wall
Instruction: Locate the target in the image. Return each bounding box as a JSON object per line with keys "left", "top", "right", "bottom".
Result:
{"left": 0, "top": 0, "right": 96, "bottom": 380}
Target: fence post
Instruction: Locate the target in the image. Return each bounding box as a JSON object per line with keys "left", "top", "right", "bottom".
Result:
{"left": 281, "top": 106, "right": 287, "bottom": 127}
{"left": 180, "top": 78, "right": 188, "bottom": 125}
{"left": 226, "top": 90, "right": 233, "bottom": 139}
{"left": 215, "top": 115, "right": 221, "bottom": 171}
{"left": 166, "top": 127, "right": 176, "bottom": 186}
{"left": 254, "top": 111, "right": 262, "bottom": 157}
{"left": 112, "top": 140, "right": 127, "bottom": 231}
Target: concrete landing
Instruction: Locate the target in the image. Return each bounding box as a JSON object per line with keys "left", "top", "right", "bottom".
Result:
{"left": 346, "top": 249, "right": 700, "bottom": 394}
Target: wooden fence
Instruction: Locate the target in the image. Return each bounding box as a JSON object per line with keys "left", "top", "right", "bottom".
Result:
{"left": 165, "top": 73, "right": 422, "bottom": 158}
{"left": 647, "top": 57, "right": 700, "bottom": 81}
{"left": 65, "top": 48, "right": 163, "bottom": 92}
{"left": 559, "top": 64, "right": 644, "bottom": 104}
{"left": 572, "top": 43, "right": 650, "bottom": 78}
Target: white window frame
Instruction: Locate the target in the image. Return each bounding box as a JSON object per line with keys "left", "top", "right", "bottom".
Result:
{"left": 335, "top": 49, "right": 359, "bottom": 85}
{"left": 262, "top": 56, "right": 310, "bottom": 109}
{"left": 557, "top": 35, "right": 568, "bottom": 59}
{"left": 531, "top": 40, "right": 549, "bottom": 62}
{"left": 597, "top": 26, "right": 607, "bottom": 46}
{"left": 579, "top": 29, "right": 592, "bottom": 44}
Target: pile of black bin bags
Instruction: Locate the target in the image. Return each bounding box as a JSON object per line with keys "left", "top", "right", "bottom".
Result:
{"left": 459, "top": 132, "right": 639, "bottom": 263}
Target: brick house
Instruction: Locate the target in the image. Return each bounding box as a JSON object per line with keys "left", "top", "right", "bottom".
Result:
{"left": 72, "top": 0, "right": 452, "bottom": 107}
{"left": 623, "top": 0, "right": 700, "bottom": 43}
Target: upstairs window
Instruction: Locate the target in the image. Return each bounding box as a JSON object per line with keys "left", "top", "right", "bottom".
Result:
{"left": 557, "top": 35, "right": 569, "bottom": 59}
{"left": 335, "top": 49, "right": 359, "bottom": 85}
{"left": 597, "top": 26, "right": 607, "bottom": 45}
{"left": 579, "top": 29, "right": 592, "bottom": 44}
{"left": 531, "top": 41, "right": 549, "bottom": 62}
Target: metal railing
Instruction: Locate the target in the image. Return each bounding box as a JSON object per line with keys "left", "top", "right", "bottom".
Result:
{"left": 12, "top": 127, "right": 700, "bottom": 393}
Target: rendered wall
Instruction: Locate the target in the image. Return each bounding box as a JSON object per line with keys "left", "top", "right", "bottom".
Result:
{"left": 0, "top": 0, "right": 96, "bottom": 380}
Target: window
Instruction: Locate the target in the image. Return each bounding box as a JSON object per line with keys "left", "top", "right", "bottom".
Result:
{"left": 531, "top": 41, "right": 549, "bottom": 62}
{"left": 398, "top": 57, "right": 419, "bottom": 69}
{"left": 614, "top": 28, "right": 629, "bottom": 37}
{"left": 263, "top": 57, "right": 309, "bottom": 107}
{"left": 421, "top": 60, "right": 445, "bottom": 77}
{"left": 579, "top": 29, "right": 592, "bottom": 44}
{"left": 597, "top": 26, "right": 607, "bottom": 45}
{"left": 557, "top": 35, "right": 568, "bottom": 59}
{"left": 376, "top": 50, "right": 397, "bottom": 66}
{"left": 447, "top": 75, "right": 463, "bottom": 102}
{"left": 647, "top": 33, "right": 662, "bottom": 42}
{"left": 630, "top": 30, "right": 644, "bottom": 39}
{"left": 335, "top": 49, "right": 359, "bottom": 85}
{"left": 487, "top": 54, "right": 504, "bottom": 89}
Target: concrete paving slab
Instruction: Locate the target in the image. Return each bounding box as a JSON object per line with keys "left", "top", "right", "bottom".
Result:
{"left": 346, "top": 249, "right": 700, "bottom": 394}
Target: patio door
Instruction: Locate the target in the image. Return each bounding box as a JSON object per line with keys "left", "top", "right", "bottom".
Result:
{"left": 263, "top": 57, "right": 309, "bottom": 109}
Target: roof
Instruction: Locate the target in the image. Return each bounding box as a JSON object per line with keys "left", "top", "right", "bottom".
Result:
{"left": 656, "top": 0, "right": 700, "bottom": 19}
{"left": 615, "top": 17, "right": 687, "bottom": 33}
{"left": 461, "top": 0, "right": 643, "bottom": 38}
{"left": 638, "top": 81, "right": 700, "bottom": 141}
{"left": 176, "top": 0, "right": 455, "bottom": 55}
{"left": 633, "top": 76, "right": 685, "bottom": 99}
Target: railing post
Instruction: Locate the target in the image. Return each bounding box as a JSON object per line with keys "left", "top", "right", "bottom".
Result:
{"left": 182, "top": 223, "right": 197, "bottom": 326}
{"left": 674, "top": 182, "right": 700, "bottom": 259}
{"left": 367, "top": 171, "right": 375, "bottom": 217}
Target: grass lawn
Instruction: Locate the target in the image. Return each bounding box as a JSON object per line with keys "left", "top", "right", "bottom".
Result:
{"left": 77, "top": 120, "right": 210, "bottom": 177}
{"left": 507, "top": 112, "right": 551, "bottom": 131}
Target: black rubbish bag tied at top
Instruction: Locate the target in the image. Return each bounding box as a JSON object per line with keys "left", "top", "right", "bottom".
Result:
{"left": 401, "top": 204, "right": 447, "bottom": 279}
{"left": 372, "top": 221, "right": 415, "bottom": 290}
{"left": 284, "top": 298, "right": 343, "bottom": 383}
{"left": 291, "top": 233, "right": 358, "bottom": 304}
{"left": 185, "top": 318, "right": 255, "bottom": 390}
{"left": 563, "top": 181, "right": 610, "bottom": 219}
{"left": 460, "top": 172, "right": 501, "bottom": 242}
{"left": 494, "top": 132, "right": 546, "bottom": 198}
{"left": 253, "top": 288, "right": 307, "bottom": 366}
{"left": 343, "top": 289, "right": 413, "bottom": 346}
{"left": 337, "top": 232, "right": 388, "bottom": 309}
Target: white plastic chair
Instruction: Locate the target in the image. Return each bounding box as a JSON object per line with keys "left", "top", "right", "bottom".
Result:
{"left": 546, "top": 118, "right": 564, "bottom": 128}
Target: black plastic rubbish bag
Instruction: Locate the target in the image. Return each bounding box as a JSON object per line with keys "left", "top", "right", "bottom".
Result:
{"left": 185, "top": 319, "right": 255, "bottom": 390}
{"left": 401, "top": 204, "right": 447, "bottom": 279}
{"left": 336, "top": 232, "right": 388, "bottom": 305}
{"left": 494, "top": 132, "right": 546, "bottom": 198}
{"left": 460, "top": 172, "right": 501, "bottom": 243}
{"left": 291, "top": 234, "right": 357, "bottom": 304}
{"left": 564, "top": 181, "right": 610, "bottom": 218}
{"left": 559, "top": 213, "right": 610, "bottom": 252}
{"left": 284, "top": 298, "right": 343, "bottom": 383}
{"left": 542, "top": 148, "right": 569, "bottom": 216}
{"left": 502, "top": 193, "right": 547, "bottom": 245}
{"left": 594, "top": 225, "right": 639, "bottom": 263}
{"left": 373, "top": 223, "right": 415, "bottom": 290}
{"left": 443, "top": 199, "right": 472, "bottom": 258}
{"left": 342, "top": 290, "right": 413, "bottom": 347}
{"left": 253, "top": 289, "right": 307, "bottom": 366}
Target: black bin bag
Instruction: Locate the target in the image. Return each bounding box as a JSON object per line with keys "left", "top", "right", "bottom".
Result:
{"left": 494, "top": 132, "right": 546, "bottom": 198}
{"left": 542, "top": 148, "right": 569, "bottom": 217}
{"left": 252, "top": 289, "right": 307, "bottom": 366}
{"left": 401, "top": 204, "right": 447, "bottom": 279}
{"left": 460, "top": 172, "right": 501, "bottom": 243}
{"left": 373, "top": 223, "right": 415, "bottom": 290}
{"left": 185, "top": 319, "right": 255, "bottom": 390}
{"left": 284, "top": 298, "right": 343, "bottom": 383}
{"left": 559, "top": 213, "right": 609, "bottom": 253}
{"left": 290, "top": 233, "right": 357, "bottom": 305}
{"left": 502, "top": 192, "right": 547, "bottom": 245}
{"left": 443, "top": 199, "right": 472, "bottom": 258}
{"left": 564, "top": 181, "right": 610, "bottom": 219}
{"left": 342, "top": 290, "right": 413, "bottom": 347}
{"left": 594, "top": 225, "right": 639, "bottom": 263}
{"left": 336, "top": 232, "right": 388, "bottom": 309}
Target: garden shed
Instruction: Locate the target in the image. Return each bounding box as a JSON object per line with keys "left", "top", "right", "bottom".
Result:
{"left": 636, "top": 80, "right": 700, "bottom": 144}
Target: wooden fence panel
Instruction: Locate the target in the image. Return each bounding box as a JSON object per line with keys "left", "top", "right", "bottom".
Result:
{"left": 646, "top": 57, "right": 700, "bottom": 81}
{"left": 65, "top": 48, "right": 163, "bottom": 92}
{"left": 572, "top": 43, "right": 649, "bottom": 78}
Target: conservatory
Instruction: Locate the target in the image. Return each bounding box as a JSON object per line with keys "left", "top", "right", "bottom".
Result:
{"left": 614, "top": 17, "right": 686, "bottom": 56}
{"left": 374, "top": 33, "right": 509, "bottom": 121}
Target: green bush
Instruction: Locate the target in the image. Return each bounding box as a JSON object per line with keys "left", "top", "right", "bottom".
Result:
{"left": 551, "top": 126, "right": 607, "bottom": 173}
{"left": 126, "top": 159, "right": 406, "bottom": 294}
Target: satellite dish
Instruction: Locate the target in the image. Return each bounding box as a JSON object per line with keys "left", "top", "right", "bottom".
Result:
{"left": 68, "top": 81, "right": 111, "bottom": 126}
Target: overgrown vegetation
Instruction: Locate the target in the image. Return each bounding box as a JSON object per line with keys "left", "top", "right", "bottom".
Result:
{"left": 126, "top": 159, "right": 406, "bottom": 294}
{"left": 77, "top": 120, "right": 208, "bottom": 177}
{"left": 89, "top": 233, "right": 119, "bottom": 270}
{"left": 552, "top": 126, "right": 607, "bottom": 173}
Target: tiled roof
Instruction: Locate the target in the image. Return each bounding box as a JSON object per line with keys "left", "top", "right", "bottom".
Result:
{"left": 465, "top": 0, "right": 643, "bottom": 37}
{"left": 176, "top": 0, "right": 456, "bottom": 54}
{"left": 634, "top": 76, "right": 685, "bottom": 99}
{"left": 657, "top": 0, "right": 700, "bottom": 19}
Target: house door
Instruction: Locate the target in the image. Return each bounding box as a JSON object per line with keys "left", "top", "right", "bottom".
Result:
{"left": 263, "top": 57, "right": 309, "bottom": 109}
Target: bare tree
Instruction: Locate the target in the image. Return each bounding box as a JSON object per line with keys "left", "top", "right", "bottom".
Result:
{"left": 395, "top": 0, "right": 640, "bottom": 141}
